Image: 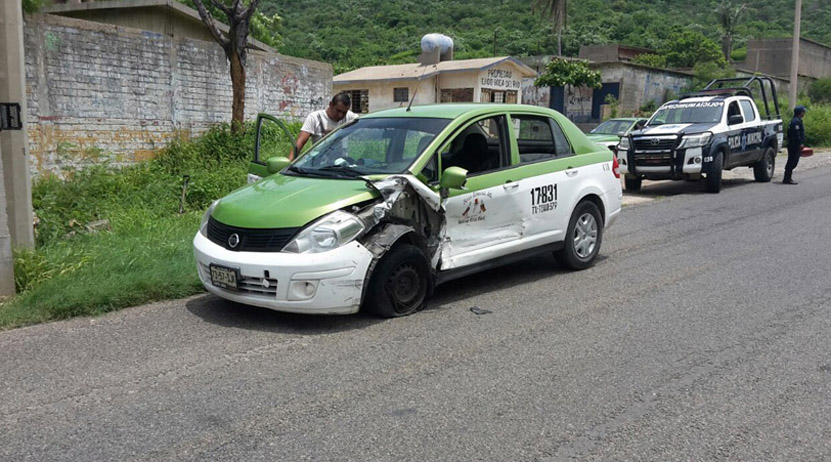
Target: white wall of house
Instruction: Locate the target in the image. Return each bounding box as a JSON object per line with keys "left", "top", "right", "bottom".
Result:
{"left": 335, "top": 79, "right": 436, "bottom": 113}
{"left": 335, "top": 62, "right": 532, "bottom": 113}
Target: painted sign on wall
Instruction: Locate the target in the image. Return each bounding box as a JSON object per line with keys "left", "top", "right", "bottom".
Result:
{"left": 565, "top": 86, "right": 593, "bottom": 120}
{"left": 479, "top": 69, "right": 522, "bottom": 90}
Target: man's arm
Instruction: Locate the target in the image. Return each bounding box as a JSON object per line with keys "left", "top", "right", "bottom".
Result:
{"left": 292, "top": 112, "right": 319, "bottom": 160}
{"left": 292, "top": 131, "right": 312, "bottom": 160}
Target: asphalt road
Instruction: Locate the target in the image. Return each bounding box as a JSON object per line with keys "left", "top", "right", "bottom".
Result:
{"left": 2, "top": 162, "right": 831, "bottom": 461}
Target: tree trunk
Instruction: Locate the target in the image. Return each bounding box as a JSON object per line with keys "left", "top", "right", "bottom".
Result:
{"left": 722, "top": 34, "right": 732, "bottom": 63}
{"left": 557, "top": 29, "right": 562, "bottom": 56}
{"left": 229, "top": 49, "right": 246, "bottom": 134}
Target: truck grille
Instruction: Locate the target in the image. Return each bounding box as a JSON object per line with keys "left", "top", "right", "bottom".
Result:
{"left": 633, "top": 137, "right": 678, "bottom": 151}
{"left": 207, "top": 217, "right": 300, "bottom": 252}
{"left": 634, "top": 153, "right": 673, "bottom": 167}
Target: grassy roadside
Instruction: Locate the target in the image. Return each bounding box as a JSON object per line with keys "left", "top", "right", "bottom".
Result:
{"left": 0, "top": 122, "right": 298, "bottom": 330}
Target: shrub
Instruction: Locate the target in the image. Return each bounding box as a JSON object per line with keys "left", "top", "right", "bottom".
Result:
{"left": 692, "top": 61, "right": 735, "bottom": 90}
{"left": 731, "top": 47, "right": 747, "bottom": 62}
{"left": 807, "top": 77, "right": 831, "bottom": 104}
{"left": 632, "top": 53, "right": 667, "bottom": 69}
{"left": 801, "top": 104, "right": 831, "bottom": 147}
{"left": 604, "top": 94, "right": 620, "bottom": 119}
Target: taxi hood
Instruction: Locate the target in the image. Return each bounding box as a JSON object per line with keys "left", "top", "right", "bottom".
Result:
{"left": 211, "top": 174, "right": 377, "bottom": 229}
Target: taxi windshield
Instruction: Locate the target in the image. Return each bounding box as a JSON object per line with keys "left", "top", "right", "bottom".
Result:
{"left": 290, "top": 117, "right": 450, "bottom": 177}
{"left": 648, "top": 101, "right": 724, "bottom": 125}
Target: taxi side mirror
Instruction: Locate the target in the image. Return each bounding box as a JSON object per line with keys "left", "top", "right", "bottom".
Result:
{"left": 440, "top": 166, "right": 468, "bottom": 190}
{"left": 266, "top": 156, "right": 291, "bottom": 174}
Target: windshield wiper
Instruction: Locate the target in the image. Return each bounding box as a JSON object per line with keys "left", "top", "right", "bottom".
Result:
{"left": 317, "top": 165, "right": 366, "bottom": 177}
{"left": 286, "top": 165, "right": 309, "bottom": 174}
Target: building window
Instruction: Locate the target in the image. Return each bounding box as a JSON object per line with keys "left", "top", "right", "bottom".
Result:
{"left": 393, "top": 87, "right": 409, "bottom": 103}
{"left": 345, "top": 89, "right": 369, "bottom": 114}
{"left": 481, "top": 90, "right": 515, "bottom": 104}
{"left": 441, "top": 88, "right": 474, "bottom": 103}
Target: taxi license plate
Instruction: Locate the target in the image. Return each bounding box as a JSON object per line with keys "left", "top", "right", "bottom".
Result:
{"left": 210, "top": 264, "right": 239, "bottom": 289}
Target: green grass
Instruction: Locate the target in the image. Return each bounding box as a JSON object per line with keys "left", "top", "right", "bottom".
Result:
{"left": 1, "top": 214, "right": 203, "bottom": 328}
{"left": 0, "top": 121, "right": 299, "bottom": 330}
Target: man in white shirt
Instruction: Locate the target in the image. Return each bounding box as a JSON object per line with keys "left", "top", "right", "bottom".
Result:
{"left": 291, "top": 92, "right": 359, "bottom": 159}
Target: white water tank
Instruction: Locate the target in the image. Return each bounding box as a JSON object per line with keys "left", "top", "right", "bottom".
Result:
{"left": 421, "top": 33, "right": 454, "bottom": 55}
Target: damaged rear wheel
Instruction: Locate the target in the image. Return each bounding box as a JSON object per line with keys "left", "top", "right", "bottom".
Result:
{"left": 366, "top": 244, "right": 432, "bottom": 318}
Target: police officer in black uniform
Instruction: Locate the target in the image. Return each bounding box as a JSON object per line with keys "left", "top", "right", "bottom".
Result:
{"left": 784, "top": 105, "right": 806, "bottom": 184}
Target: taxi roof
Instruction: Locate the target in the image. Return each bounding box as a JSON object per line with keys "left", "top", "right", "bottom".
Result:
{"left": 360, "top": 103, "right": 557, "bottom": 120}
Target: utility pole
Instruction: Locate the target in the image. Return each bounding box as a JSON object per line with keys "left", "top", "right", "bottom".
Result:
{"left": 0, "top": 0, "right": 35, "bottom": 249}
{"left": 788, "top": 0, "right": 802, "bottom": 110}
{"left": 0, "top": 136, "right": 15, "bottom": 296}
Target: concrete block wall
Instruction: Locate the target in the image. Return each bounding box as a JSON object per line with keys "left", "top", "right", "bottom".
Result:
{"left": 744, "top": 38, "right": 831, "bottom": 82}
{"left": 24, "top": 13, "right": 331, "bottom": 175}
{"left": 597, "top": 62, "right": 693, "bottom": 114}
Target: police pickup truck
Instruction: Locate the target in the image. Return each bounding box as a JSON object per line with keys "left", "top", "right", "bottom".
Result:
{"left": 617, "top": 77, "right": 783, "bottom": 193}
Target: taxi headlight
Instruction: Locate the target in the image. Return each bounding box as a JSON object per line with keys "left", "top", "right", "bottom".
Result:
{"left": 199, "top": 200, "right": 219, "bottom": 237}
{"left": 678, "top": 133, "right": 712, "bottom": 149}
{"left": 283, "top": 211, "right": 365, "bottom": 254}
{"left": 618, "top": 137, "right": 630, "bottom": 150}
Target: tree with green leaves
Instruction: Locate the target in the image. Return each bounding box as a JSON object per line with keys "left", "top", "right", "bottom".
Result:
{"left": 632, "top": 53, "right": 668, "bottom": 69}
{"left": 531, "top": 0, "right": 567, "bottom": 56}
{"left": 661, "top": 30, "right": 727, "bottom": 69}
{"left": 191, "top": 0, "right": 261, "bottom": 133}
{"left": 21, "top": 0, "right": 49, "bottom": 14}
{"left": 535, "top": 58, "right": 601, "bottom": 88}
{"left": 717, "top": 0, "right": 747, "bottom": 63}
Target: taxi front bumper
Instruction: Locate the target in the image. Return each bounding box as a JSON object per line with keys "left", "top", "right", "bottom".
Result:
{"left": 193, "top": 232, "right": 374, "bottom": 314}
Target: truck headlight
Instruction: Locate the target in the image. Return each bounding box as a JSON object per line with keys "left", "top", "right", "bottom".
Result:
{"left": 618, "top": 137, "right": 630, "bottom": 150}
{"left": 199, "top": 200, "right": 219, "bottom": 237}
{"left": 678, "top": 133, "right": 712, "bottom": 149}
{"left": 283, "top": 211, "right": 365, "bottom": 254}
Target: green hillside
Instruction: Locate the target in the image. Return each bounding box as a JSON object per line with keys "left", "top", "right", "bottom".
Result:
{"left": 262, "top": 0, "right": 831, "bottom": 73}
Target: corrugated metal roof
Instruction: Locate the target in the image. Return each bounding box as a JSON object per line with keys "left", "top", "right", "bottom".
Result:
{"left": 334, "top": 57, "right": 537, "bottom": 84}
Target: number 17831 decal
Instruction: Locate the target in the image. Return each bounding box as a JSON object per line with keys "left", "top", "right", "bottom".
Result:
{"left": 530, "top": 184, "right": 558, "bottom": 215}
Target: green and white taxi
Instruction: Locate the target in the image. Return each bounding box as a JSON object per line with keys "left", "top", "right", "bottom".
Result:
{"left": 194, "top": 104, "right": 622, "bottom": 317}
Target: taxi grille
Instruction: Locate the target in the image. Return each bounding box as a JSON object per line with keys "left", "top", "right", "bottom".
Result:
{"left": 199, "top": 263, "right": 278, "bottom": 297}
{"left": 207, "top": 217, "right": 300, "bottom": 252}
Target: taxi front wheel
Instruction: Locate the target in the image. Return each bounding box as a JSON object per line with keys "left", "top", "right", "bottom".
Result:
{"left": 555, "top": 201, "right": 603, "bottom": 270}
{"left": 366, "top": 244, "right": 432, "bottom": 318}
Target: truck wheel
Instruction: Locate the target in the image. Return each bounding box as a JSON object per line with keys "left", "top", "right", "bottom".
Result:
{"left": 366, "top": 244, "right": 432, "bottom": 318}
{"left": 554, "top": 201, "right": 603, "bottom": 270}
{"left": 624, "top": 175, "right": 642, "bottom": 191}
{"left": 706, "top": 151, "right": 723, "bottom": 193}
{"left": 753, "top": 146, "right": 775, "bottom": 182}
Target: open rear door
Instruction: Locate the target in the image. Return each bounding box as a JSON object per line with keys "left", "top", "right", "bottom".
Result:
{"left": 249, "top": 113, "right": 297, "bottom": 183}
